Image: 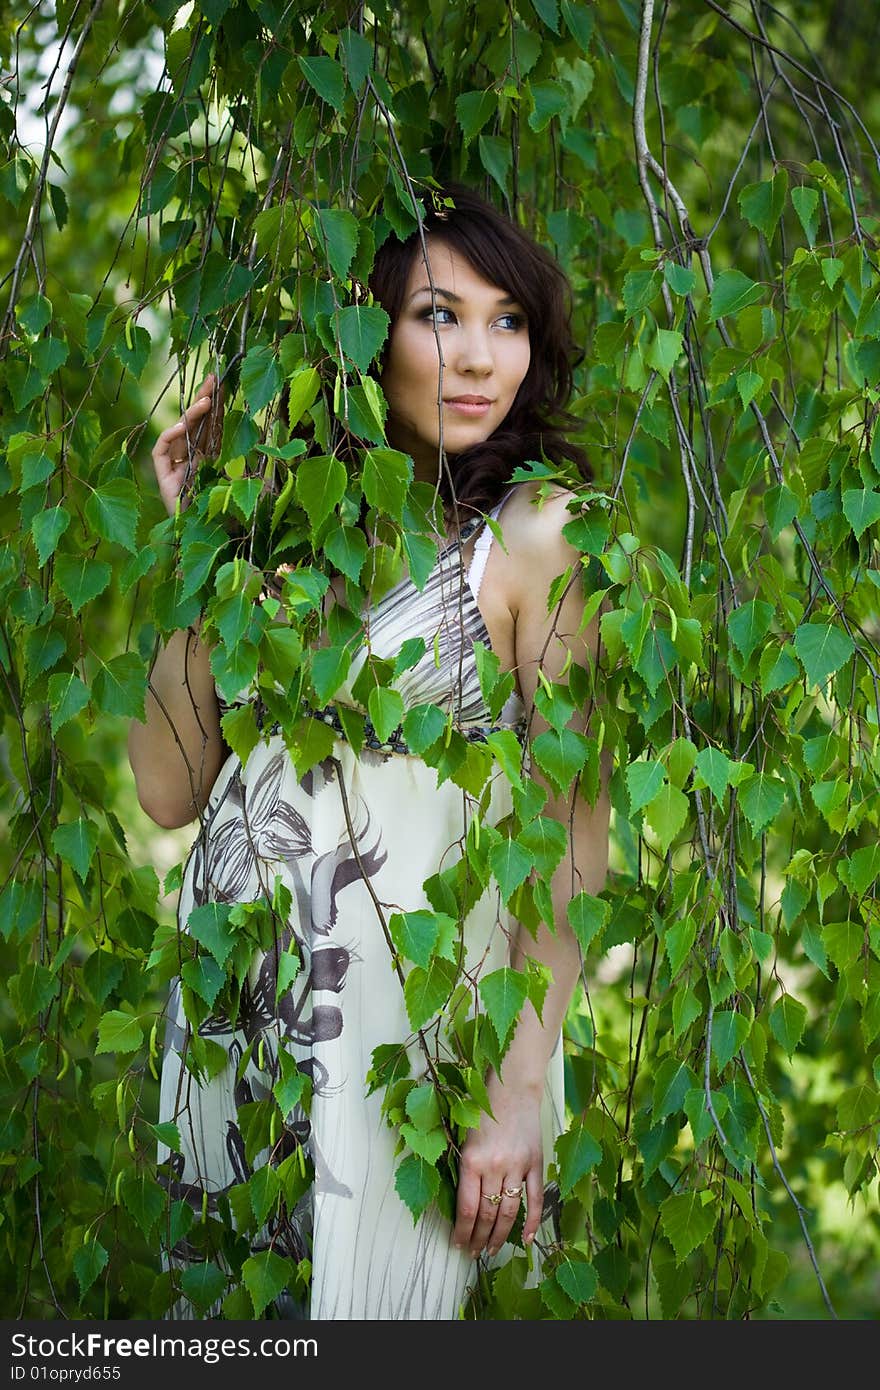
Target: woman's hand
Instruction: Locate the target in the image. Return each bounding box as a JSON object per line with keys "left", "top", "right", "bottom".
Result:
{"left": 152, "top": 372, "right": 225, "bottom": 517}
{"left": 452, "top": 1077, "right": 544, "bottom": 1259}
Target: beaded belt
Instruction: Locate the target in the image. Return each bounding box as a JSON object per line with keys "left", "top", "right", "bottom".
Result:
{"left": 304, "top": 701, "right": 527, "bottom": 755}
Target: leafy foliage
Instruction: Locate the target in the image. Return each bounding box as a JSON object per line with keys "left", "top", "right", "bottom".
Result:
{"left": 1, "top": 0, "right": 879, "bottom": 1323}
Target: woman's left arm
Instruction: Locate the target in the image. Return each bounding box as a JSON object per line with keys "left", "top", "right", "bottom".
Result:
{"left": 452, "top": 490, "right": 611, "bottom": 1259}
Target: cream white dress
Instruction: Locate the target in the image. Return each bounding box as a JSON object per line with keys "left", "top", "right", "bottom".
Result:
{"left": 158, "top": 487, "right": 565, "bottom": 1319}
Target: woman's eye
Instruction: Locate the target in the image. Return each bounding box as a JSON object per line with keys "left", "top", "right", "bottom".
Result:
{"left": 497, "top": 313, "right": 525, "bottom": 331}
{"left": 421, "top": 306, "right": 456, "bottom": 324}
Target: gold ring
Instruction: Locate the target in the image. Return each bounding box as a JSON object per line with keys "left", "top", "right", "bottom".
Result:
{"left": 483, "top": 1192, "right": 502, "bottom": 1205}
{"left": 503, "top": 1185, "right": 523, "bottom": 1199}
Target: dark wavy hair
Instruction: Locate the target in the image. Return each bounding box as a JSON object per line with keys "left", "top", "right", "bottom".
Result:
{"left": 367, "top": 183, "right": 591, "bottom": 514}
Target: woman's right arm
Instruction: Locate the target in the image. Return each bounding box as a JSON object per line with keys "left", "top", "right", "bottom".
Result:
{"left": 127, "top": 374, "right": 227, "bottom": 829}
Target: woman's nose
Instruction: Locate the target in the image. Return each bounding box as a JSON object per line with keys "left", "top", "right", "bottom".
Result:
{"left": 454, "top": 327, "right": 494, "bottom": 374}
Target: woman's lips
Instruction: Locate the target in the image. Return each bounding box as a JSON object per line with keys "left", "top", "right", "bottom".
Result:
{"left": 445, "top": 399, "right": 493, "bottom": 416}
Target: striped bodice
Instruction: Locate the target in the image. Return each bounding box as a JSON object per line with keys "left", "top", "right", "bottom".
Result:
{"left": 217, "top": 488, "right": 525, "bottom": 742}
{"left": 335, "top": 500, "right": 523, "bottom": 731}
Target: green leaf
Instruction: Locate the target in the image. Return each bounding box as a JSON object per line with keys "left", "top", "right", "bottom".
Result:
{"left": 792, "top": 622, "right": 854, "bottom": 689}
{"left": 240, "top": 344, "right": 282, "bottom": 415}
{"left": 769, "top": 995, "right": 807, "bottom": 1056}
{"left": 295, "top": 453, "right": 347, "bottom": 534}
{"left": 759, "top": 643, "right": 799, "bottom": 697}
{"left": 647, "top": 328, "right": 683, "bottom": 381}
{"left": 394, "top": 1153, "right": 440, "bottom": 1223}
{"left": 362, "top": 446, "right": 411, "bottom": 520}
{"left": 273, "top": 1047, "right": 307, "bottom": 1117}
{"left": 400, "top": 1123, "right": 447, "bottom": 1164}
{"left": 284, "top": 366, "right": 321, "bottom": 428}
{"left": 837, "top": 1083, "right": 880, "bottom": 1132}
{"left": 653, "top": 1056, "right": 698, "bottom": 1120}
{"left": 324, "top": 524, "right": 367, "bottom": 583}
{"left": 622, "top": 268, "right": 661, "bottom": 318}
{"left": 83, "top": 949, "right": 124, "bottom": 1005}
{"left": 528, "top": 80, "right": 568, "bottom": 132}
{"left": 738, "top": 171, "right": 788, "bottom": 240}
{"left": 52, "top": 817, "right": 99, "bottom": 880}
{"left": 405, "top": 1083, "right": 442, "bottom": 1132}
{"left": 119, "top": 1171, "right": 165, "bottom": 1237}
{"left": 694, "top": 746, "right": 731, "bottom": 804}
{"left": 298, "top": 54, "right": 345, "bottom": 110}
{"left": 736, "top": 371, "right": 763, "bottom": 411}
{"left": 664, "top": 260, "right": 695, "bottom": 295}
{"left": 711, "top": 1010, "right": 751, "bottom": 1071}
{"left": 17, "top": 292, "right": 52, "bottom": 334}
{"left": 842, "top": 488, "right": 880, "bottom": 540}
{"left": 664, "top": 915, "right": 696, "bottom": 977}
{"left": 403, "top": 957, "right": 457, "bottom": 1030}
{"left": 561, "top": 0, "right": 593, "bottom": 49}
{"left": 147, "top": 1121, "right": 181, "bottom": 1153}
{"left": 791, "top": 185, "right": 819, "bottom": 246}
{"left": 529, "top": 0, "right": 560, "bottom": 32}
{"left": 221, "top": 703, "right": 260, "bottom": 767}
{"left": 626, "top": 759, "right": 665, "bottom": 813}
{"left": 339, "top": 26, "right": 372, "bottom": 93}
{"left": 402, "top": 703, "right": 446, "bottom": 754}
{"left": 180, "top": 1262, "right": 227, "bottom": 1314}
{"left": 48, "top": 670, "right": 90, "bottom": 734}
{"left": 555, "top": 1122, "right": 602, "bottom": 1196}
{"left": 567, "top": 892, "right": 610, "bottom": 953}
{"left": 96, "top": 1009, "right": 144, "bottom": 1055}
{"left": 241, "top": 1249, "right": 294, "bottom": 1316}
{"left": 368, "top": 685, "right": 404, "bottom": 742}
{"left": 310, "top": 644, "right": 351, "bottom": 705}
{"left": 315, "top": 207, "right": 359, "bottom": 280}
{"left": 478, "top": 134, "right": 512, "bottom": 196}
{"left": 644, "top": 783, "right": 689, "bottom": 855}
{"left": 186, "top": 902, "right": 236, "bottom": 967}
{"left": 9, "top": 963, "right": 59, "bottom": 1022}
{"left": 764, "top": 483, "right": 799, "bottom": 538}
{"left": 455, "top": 90, "right": 496, "bottom": 140}
{"left": 728, "top": 599, "right": 774, "bottom": 663}
{"left": 562, "top": 510, "right": 610, "bottom": 556}
{"left": 738, "top": 773, "right": 786, "bottom": 836}
{"left": 54, "top": 554, "right": 112, "bottom": 616}
{"left": 838, "top": 845, "right": 880, "bottom": 898}
{"left": 92, "top": 652, "right": 147, "bottom": 719}
{"left": 531, "top": 727, "right": 590, "bottom": 794}
{"left": 73, "top": 1239, "right": 108, "bottom": 1297}
{"left": 519, "top": 816, "right": 568, "bottom": 878}
{"left": 337, "top": 305, "right": 390, "bottom": 372}
{"left": 659, "top": 1190, "right": 717, "bottom": 1264}
{"left": 84, "top": 479, "right": 140, "bottom": 553}
{"left": 488, "top": 838, "right": 534, "bottom": 901}
{"left": 31, "top": 505, "right": 70, "bottom": 564}
{"left": 556, "top": 1256, "right": 598, "bottom": 1305}
{"left": 261, "top": 625, "right": 304, "bottom": 686}
{"left": 389, "top": 910, "right": 452, "bottom": 970}
{"left": 709, "top": 269, "right": 765, "bottom": 320}
{"left": 478, "top": 968, "right": 528, "bottom": 1049}
{"left": 249, "top": 1164, "right": 281, "bottom": 1226}
{"left": 181, "top": 955, "right": 226, "bottom": 1008}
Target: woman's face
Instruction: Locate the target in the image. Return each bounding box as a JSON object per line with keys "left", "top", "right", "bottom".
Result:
{"left": 379, "top": 237, "right": 531, "bottom": 482}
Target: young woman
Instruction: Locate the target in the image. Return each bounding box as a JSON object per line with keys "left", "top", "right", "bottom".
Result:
{"left": 129, "top": 185, "right": 610, "bottom": 1320}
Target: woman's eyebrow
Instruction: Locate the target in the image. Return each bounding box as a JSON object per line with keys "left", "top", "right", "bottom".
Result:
{"left": 406, "top": 285, "right": 518, "bottom": 306}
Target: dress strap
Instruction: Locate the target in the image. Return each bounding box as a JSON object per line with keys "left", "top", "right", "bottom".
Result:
{"left": 467, "top": 485, "right": 518, "bottom": 601}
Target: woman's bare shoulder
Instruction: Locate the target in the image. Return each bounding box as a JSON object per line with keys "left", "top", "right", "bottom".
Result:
{"left": 502, "top": 480, "right": 580, "bottom": 558}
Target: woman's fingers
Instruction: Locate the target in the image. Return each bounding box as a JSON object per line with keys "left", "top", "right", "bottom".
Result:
{"left": 466, "top": 1181, "right": 504, "bottom": 1258}
{"left": 151, "top": 374, "right": 224, "bottom": 516}
{"left": 486, "top": 1177, "right": 526, "bottom": 1257}
{"left": 522, "top": 1165, "right": 544, "bottom": 1247}
{"left": 452, "top": 1165, "right": 483, "bottom": 1253}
